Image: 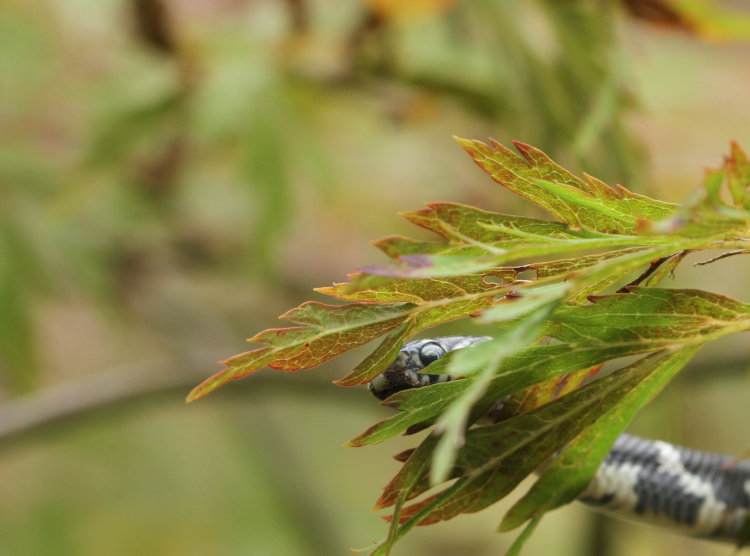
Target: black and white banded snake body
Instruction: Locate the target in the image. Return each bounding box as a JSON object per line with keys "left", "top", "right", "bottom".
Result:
{"left": 369, "top": 336, "right": 750, "bottom": 542}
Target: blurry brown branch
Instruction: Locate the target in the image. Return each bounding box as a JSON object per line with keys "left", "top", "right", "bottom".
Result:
{"left": 132, "top": 0, "right": 176, "bottom": 54}
{"left": 130, "top": 0, "right": 196, "bottom": 200}
{"left": 346, "top": 6, "right": 393, "bottom": 74}
{"left": 621, "top": 0, "right": 694, "bottom": 31}
{"left": 0, "top": 352, "right": 746, "bottom": 451}
{"left": 284, "top": 0, "right": 309, "bottom": 34}
{"left": 0, "top": 356, "right": 358, "bottom": 451}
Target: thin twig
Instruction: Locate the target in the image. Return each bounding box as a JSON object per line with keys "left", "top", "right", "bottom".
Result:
{"left": 616, "top": 251, "right": 687, "bottom": 292}
{"left": 694, "top": 249, "right": 750, "bottom": 266}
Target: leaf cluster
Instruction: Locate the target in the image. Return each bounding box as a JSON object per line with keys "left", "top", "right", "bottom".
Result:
{"left": 189, "top": 139, "right": 750, "bottom": 554}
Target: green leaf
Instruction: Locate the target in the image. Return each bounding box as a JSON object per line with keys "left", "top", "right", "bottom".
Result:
{"left": 316, "top": 271, "right": 514, "bottom": 304}
{"left": 187, "top": 301, "right": 414, "bottom": 401}
{"left": 374, "top": 435, "right": 440, "bottom": 511}
{"left": 374, "top": 235, "right": 452, "bottom": 259}
{"left": 430, "top": 302, "right": 557, "bottom": 485}
{"left": 190, "top": 271, "right": 511, "bottom": 400}
{"left": 347, "top": 379, "right": 470, "bottom": 447}
{"left": 351, "top": 287, "right": 750, "bottom": 455}
{"left": 455, "top": 137, "right": 676, "bottom": 233}
{"left": 547, "top": 288, "right": 750, "bottom": 346}
{"left": 350, "top": 342, "right": 651, "bottom": 448}
{"left": 702, "top": 141, "right": 750, "bottom": 210}
{"left": 726, "top": 142, "right": 750, "bottom": 209}
{"left": 504, "top": 515, "right": 544, "bottom": 556}
{"left": 334, "top": 319, "right": 417, "bottom": 387}
{"left": 478, "top": 282, "right": 570, "bottom": 323}
{"left": 371, "top": 349, "right": 697, "bottom": 551}
{"left": 362, "top": 287, "right": 750, "bottom": 477}
{"left": 371, "top": 200, "right": 597, "bottom": 261}
{"left": 498, "top": 344, "right": 700, "bottom": 531}
{"left": 363, "top": 230, "right": 723, "bottom": 280}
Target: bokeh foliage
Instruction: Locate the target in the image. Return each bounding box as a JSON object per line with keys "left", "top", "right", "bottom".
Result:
{"left": 0, "top": 0, "right": 653, "bottom": 392}
{"left": 2, "top": 1, "right": 750, "bottom": 555}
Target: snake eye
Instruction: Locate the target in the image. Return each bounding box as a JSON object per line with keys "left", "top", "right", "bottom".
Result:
{"left": 419, "top": 343, "right": 446, "bottom": 367}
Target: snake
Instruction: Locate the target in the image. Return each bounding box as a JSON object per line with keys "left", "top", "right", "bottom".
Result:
{"left": 369, "top": 335, "right": 750, "bottom": 542}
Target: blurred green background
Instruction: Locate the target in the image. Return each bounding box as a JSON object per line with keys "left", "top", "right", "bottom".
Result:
{"left": 2, "top": 1, "right": 750, "bottom": 555}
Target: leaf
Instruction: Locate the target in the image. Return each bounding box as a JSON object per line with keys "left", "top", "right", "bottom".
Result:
{"left": 348, "top": 378, "right": 471, "bottom": 447}
{"left": 478, "top": 282, "right": 570, "bottom": 323}
{"left": 726, "top": 142, "right": 750, "bottom": 209}
{"left": 398, "top": 202, "right": 594, "bottom": 253}
{"left": 371, "top": 349, "right": 697, "bottom": 552}
{"left": 187, "top": 301, "right": 414, "bottom": 401}
{"left": 366, "top": 228, "right": 694, "bottom": 276}
{"left": 366, "top": 287, "right": 750, "bottom": 489}
{"left": 316, "top": 271, "right": 514, "bottom": 304}
{"left": 351, "top": 341, "right": 648, "bottom": 448}
{"left": 547, "top": 288, "right": 750, "bottom": 346}
{"left": 670, "top": 0, "right": 750, "bottom": 41}
{"left": 362, "top": 139, "right": 750, "bottom": 284}
{"left": 350, "top": 287, "right": 750, "bottom": 445}
{"left": 504, "top": 514, "right": 543, "bottom": 556}
{"left": 0, "top": 261, "right": 37, "bottom": 392}
{"left": 496, "top": 363, "right": 586, "bottom": 423}
{"left": 430, "top": 302, "right": 557, "bottom": 485}
{"left": 190, "top": 270, "right": 513, "bottom": 400}
{"left": 335, "top": 319, "right": 418, "bottom": 386}
{"left": 370, "top": 200, "right": 592, "bottom": 261}
{"left": 374, "top": 235, "right": 450, "bottom": 259}
{"left": 0, "top": 219, "right": 43, "bottom": 392}
{"left": 498, "top": 345, "right": 700, "bottom": 531}
{"left": 193, "top": 139, "right": 750, "bottom": 551}
{"left": 374, "top": 435, "right": 440, "bottom": 511}
{"left": 455, "top": 137, "right": 676, "bottom": 233}
{"left": 702, "top": 141, "right": 750, "bottom": 210}
{"left": 369, "top": 284, "right": 750, "bottom": 553}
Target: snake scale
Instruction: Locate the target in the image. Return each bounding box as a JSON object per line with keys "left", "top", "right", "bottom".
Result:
{"left": 369, "top": 336, "right": 750, "bottom": 542}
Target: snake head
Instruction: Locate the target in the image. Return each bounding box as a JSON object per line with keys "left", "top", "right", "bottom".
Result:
{"left": 368, "top": 336, "right": 491, "bottom": 401}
